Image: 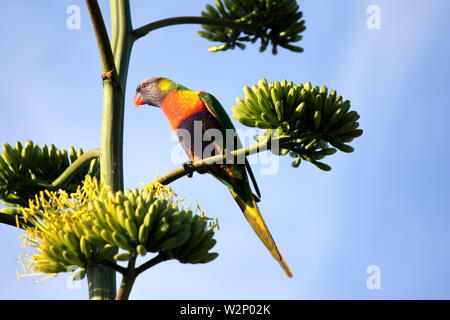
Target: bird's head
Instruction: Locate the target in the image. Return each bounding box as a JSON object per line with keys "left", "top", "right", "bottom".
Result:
{"left": 134, "top": 76, "right": 176, "bottom": 107}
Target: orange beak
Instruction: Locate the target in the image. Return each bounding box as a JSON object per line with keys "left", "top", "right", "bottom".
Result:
{"left": 134, "top": 92, "right": 145, "bottom": 107}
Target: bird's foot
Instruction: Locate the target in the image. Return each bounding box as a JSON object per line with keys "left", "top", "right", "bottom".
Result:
{"left": 183, "top": 161, "right": 195, "bottom": 178}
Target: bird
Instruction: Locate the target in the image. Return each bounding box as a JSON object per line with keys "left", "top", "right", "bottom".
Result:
{"left": 134, "top": 77, "right": 292, "bottom": 277}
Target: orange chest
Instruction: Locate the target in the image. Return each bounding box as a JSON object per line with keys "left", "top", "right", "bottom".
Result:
{"left": 161, "top": 90, "right": 206, "bottom": 130}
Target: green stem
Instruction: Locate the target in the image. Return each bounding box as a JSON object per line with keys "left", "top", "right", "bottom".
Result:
{"left": 85, "top": 0, "right": 134, "bottom": 300}
{"left": 115, "top": 253, "right": 169, "bottom": 300}
{"left": 86, "top": 265, "right": 116, "bottom": 300}
{"left": 85, "top": 0, "right": 117, "bottom": 74}
{"left": 111, "top": 0, "right": 134, "bottom": 87}
{"left": 133, "top": 16, "right": 260, "bottom": 40}
{"left": 115, "top": 257, "right": 137, "bottom": 300}
{"left": 50, "top": 149, "right": 100, "bottom": 189}
{"left": 135, "top": 252, "right": 170, "bottom": 276}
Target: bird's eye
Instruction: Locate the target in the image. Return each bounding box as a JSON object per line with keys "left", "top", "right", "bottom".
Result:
{"left": 141, "top": 83, "right": 147, "bottom": 89}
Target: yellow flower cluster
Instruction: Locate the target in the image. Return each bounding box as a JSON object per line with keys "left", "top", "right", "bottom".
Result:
{"left": 19, "top": 176, "right": 113, "bottom": 275}
{"left": 18, "top": 176, "right": 218, "bottom": 278}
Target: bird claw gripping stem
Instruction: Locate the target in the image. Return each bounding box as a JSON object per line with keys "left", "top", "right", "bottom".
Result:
{"left": 182, "top": 161, "right": 196, "bottom": 178}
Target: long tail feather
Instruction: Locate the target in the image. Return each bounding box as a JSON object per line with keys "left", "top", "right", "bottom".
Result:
{"left": 229, "top": 190, "right": 293, "bottom": 278}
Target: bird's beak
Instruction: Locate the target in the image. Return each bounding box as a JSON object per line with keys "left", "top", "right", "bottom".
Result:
{"left": 134, "top": 92, "right": 145, "bottom": 107}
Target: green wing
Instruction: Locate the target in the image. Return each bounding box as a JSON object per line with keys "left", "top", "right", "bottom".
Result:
{"left": 199, "top": 92, "right": 261, "bottom": 199}
{"left": 199, "top": 92, "right": 239, "bottom": 146}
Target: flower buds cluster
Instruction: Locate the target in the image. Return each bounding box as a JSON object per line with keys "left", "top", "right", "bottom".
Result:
{"left": 19, "top": 176, "right": 218, "bottom": 277}
{"left": 199, "top": 0, "right": 305, "bottom": 54}
{"left": 232, "top": 79, "right": 363, "bottom": 170}
{"left": 89, "top": 185, "right": 218, "bottom": 264}
{"left": 0, "top": 141, "right": 99, "bottom": 211}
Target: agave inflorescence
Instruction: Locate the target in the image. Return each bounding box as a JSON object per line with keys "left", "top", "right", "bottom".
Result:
{"left": 0, "top": 140, "right": 99, "bottom": 213}
{"left": 199, "top": 0, "right": 305, "bottom": 54}
{"left": 232, "top": 79, "right": 363, "bottom": 170}
{"left": 19, "top": 176, "right": 218, "bottom": 279}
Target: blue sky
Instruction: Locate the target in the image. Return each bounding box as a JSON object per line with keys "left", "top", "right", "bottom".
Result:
{"left": 1, "top": 0, "right": 450, "bottom": 299}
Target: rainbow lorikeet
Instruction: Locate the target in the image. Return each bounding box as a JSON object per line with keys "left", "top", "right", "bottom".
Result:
{"left": 134, "top": 77, "right": 292, "bottom": 277}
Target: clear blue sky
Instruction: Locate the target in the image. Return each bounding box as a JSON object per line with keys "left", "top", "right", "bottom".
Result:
{"left": 1, "top": 0, "right": 449, "bottom": 299}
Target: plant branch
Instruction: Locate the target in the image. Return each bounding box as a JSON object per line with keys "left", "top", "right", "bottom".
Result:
{"left": 85, "top": 0, "right": 117, "bottom": 75}
{"left": 110, "top": 0, "right": 134, "bottom": 86}
{"left": 115, "top": 257, "right": 137, "bottom": 300}
{"left": 0, "top": 212, "right": 28, "bottom": 229}
{"left": 98, "top": 259, "right": 127, "bottom": 275}
{"left": 50, "top": 149, "right": 100, "bottom": 189}
{"left": 133, "top": 16, "right": 260, "bottom": 40}
{"left": 157, "top": 137, "right": 278, "bottom": 185}
{"left": 135, "top": 252, "right": 170, "bottom": 276}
